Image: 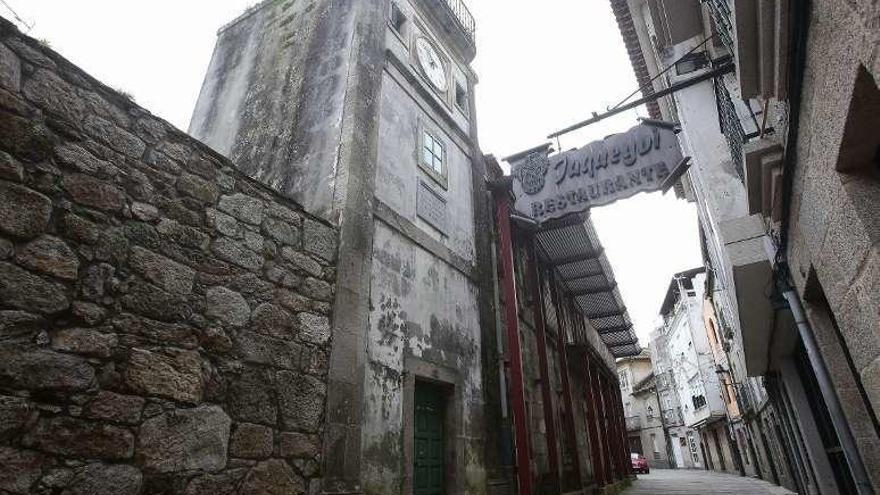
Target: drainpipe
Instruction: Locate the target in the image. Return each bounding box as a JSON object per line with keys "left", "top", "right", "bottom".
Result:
{"left": 487, "top": 193, "right": 511, "bottom": 462}
{"left": 780, "top": 286, "right": 874, "bottom": 495}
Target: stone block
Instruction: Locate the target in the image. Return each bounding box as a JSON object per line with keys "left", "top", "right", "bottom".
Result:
{"left": 0, "top": 395, "right": 33, "bottom": 438}
{"left": 297, "top": 312, "right": 330, "bottom": 345}
{"left": 303, "top": 219, "right": 337, "bottom": 261}
{"left": 267, "top": 203, "right": 301, "bottom": 225}
{"left": 0, "top": 43, "right": 21, "bottom": 92}
{"left": 0, "top": 150, "right": 23, "bottom": 181}
{"left": 0, "top": 111, "right": 57, "bottom": 162}
{"left": 281, "top": 248, "right": 322, "bottom": 277}
{"left": 275, "top": 289, "right": 310, "bottom": 313}
{"left": 129, "top": 246, "right": 195, "bottom": 296}
{"left": 0, "top": 346, "right": 94, "bottom": 390}
{"left": 23, "top": 416, "right": 134, "bottom": 460}
{"left": 303, "top": 277, "right": 333, "bottom": 302}
{"left": 52, "top": 327, "right": 118, "bottom": 358}
{"left": 156, "top": 218, "right": 209, "bottom": 250}
{"left": 178, "top": 172, "right": 219, "bottom": 204}
{"left": 243, "top": 229, "right": 264, "bottom": 252}
{"left": 15, "top": 235, "right": 79, "bottom": 280}
{"left": 64, "top": 463, "right": 143, "bottom": 495}
{"left": 71, "top": 300, "right": 108, "bottom": 325}
{"left": 125, "top": 348, "right": 204, "bottom": 404}
{"left": 136, "top": 405, "right": 230, "bottom": 473}
{"left": 218, "top": 193, "right": 264, "bottom": 225}
{"left": 0, "top": 237, "right": 10, "bottom": 259}
{"left": 54, "top": 143, "right": 110, "bottom": 175}
{"left": 227, "top": 368, "right": 277, "bottom": 425}
{"left": 263, "top": 216, "right": 300, "bottom": 247}
{"left": 131, "top": 202, "right": 159, "bottom": 222}
{"left": 0, "top": 446, "right": 43, "bottom": 494}
{"left": 211, "top": 237, "right": 264, "bottom": 272}
{"left": 229, "top": 423, "right": 273, "bottom": 459}
{"left": 239, "top": 460, "right": 305, "bottom": 495}
{"left": 62, "top": 172, "right": 127, "bottom": 212}
{"left": 206, "top": 286, "right": 250, "bottom": 327}
{"left": 121, "top": 279, "right": 191, "bottom": 322}
{"left": 184, "top": 469, "right": 248, "bottom": 495}
{"left": 22, "top": 68, "right": 85, "bottom": 123}
{"left": 85, "top": 390, "right": 145, "bottom": 425}
{"left": 0, "top": 262, "right": 69, "bottom": 313}
{"left": 250, "top": 303, "right": 295, "bottom": 339}
{"left": 63, "top": 213, "right": 101, "bottom": 245}
{"left": 83, "top": 114, "right": 146, "bottom": 159}
{"left": 277, "top": 432, "right": 320, "bottom": 459}
{"left": 110, "top": 313, "right": 199, "bottom": 349}
{"left": 236, "top": 331, "right": 302, "bottom": 370}
{"left": 277, "top": 371, "right": 326, "bottom": 432}
{"left": 206, "top": 208, "right": 241, "bottom": 238}
{"left": 0, "top": 180, "right": 52, "bottom": 239}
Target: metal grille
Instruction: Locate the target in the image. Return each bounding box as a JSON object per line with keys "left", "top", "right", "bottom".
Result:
{"left": 714, "top": 76, "right": 748, "bottom": 182}
{"left": 442, "top": 0, "right": 475, "bottom": 43}
{"left": 704, "top": 0, "right": 734, "bottom": 54}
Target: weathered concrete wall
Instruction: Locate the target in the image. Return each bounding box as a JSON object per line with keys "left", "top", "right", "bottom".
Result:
{"left": 189, "top": 0, "right": 358, "bottom": 223}
{"left": 783, "top": 0, "right": 880, "bottom": 488}
{"left": 363, "top": 221, "right": 484, "bottom": 494}
{"left": 0, "top": 18, "right": 338, "bottom": 493}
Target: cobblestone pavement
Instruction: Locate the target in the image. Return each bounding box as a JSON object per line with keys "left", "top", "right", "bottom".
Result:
{"left": 623, "top": 469, "right": 797, "bottom": 495}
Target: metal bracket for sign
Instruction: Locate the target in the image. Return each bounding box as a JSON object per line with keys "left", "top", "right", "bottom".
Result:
{"left": 547, "top": 63, "right": 735, "bottom": 138}
{"left": 660, "top": 156, "right": 692, "bottom": 193}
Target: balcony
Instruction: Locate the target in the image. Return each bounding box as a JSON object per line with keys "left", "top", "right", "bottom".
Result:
{"left": 626, "top": 416, "right": 642, "bottom": 431}
{"left": 713, "top": 75, "right": 763, "bottom": 182}
{"left": 706, "top": 0, "right": 790, "bottom": 99}
{"left": 663, "top": 408, "right": 683, "bottom": 426}
{"left": 704, "top": 0, "right": 735, "bottom": 55}
{"left": 419, "top": 0, "right": 476, "bottom": 60}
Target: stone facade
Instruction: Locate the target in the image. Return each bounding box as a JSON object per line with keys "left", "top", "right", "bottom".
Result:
{"left": 0, "top": 17, "right": 337, "bottom": 494}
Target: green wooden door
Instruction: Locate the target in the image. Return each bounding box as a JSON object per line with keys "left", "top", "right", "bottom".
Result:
{"left": 414, "top": 382, "right": 445, "bottom": 495}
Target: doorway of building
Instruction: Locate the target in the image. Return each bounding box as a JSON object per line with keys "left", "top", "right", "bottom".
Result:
{"left": 414, "top": 381, "right": 446, "bottom": 495}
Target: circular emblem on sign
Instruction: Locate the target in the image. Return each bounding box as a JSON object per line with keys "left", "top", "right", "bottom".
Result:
{"left": 514, "top": 152, "right": 550, "bottom": 195}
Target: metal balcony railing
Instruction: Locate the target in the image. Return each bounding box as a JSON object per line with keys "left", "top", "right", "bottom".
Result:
{"left": 713, "top": 76, "right": 761, "bottom": 183}
{"left": 662, "top": 408, "right": 683, "bottom": 426}
{"left": 442, "top": 0, "right": 475, "bottom": 43}
{"left": 625, "top": 415, "right": 642, "bottom": 431}
{"left": 704, "top": 0, "right": 734, "bottom": 55}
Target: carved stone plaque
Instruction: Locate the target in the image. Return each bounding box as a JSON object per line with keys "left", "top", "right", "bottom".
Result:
{"left": 417, "top": 180, "right": 448, "bottom": 234}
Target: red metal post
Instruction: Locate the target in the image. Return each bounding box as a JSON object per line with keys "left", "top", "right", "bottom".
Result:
{"left": 589, "top": 359, "right": 610, "bottom": 486}
{"left": 527, "top": 244, "right": 560, "bottom": 489}
{"left": 495, "top": 195, "right": 533, "bottom": 495}
{"left": 582, "top": 337, "right": 606, "bottom": 487}
{"left": 549, "top": 280, "right": 582, "bottom": 488}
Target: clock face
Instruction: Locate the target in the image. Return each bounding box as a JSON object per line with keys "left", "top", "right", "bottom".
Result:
{"left": 415, "top": 37, "right": 448, "bottom": 92}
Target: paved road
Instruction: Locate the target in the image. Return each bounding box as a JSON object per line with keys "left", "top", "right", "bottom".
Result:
{"left": 623, "top": 469, "right": 796, "bottom": 495}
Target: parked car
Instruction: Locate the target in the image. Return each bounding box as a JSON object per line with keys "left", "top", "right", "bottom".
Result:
{"left": 630, "top": 453, "right": 650, "bottom": 474}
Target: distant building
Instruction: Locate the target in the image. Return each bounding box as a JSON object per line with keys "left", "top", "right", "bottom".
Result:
{"left": 618, "top": 350, "right": 673, "bottom": 468}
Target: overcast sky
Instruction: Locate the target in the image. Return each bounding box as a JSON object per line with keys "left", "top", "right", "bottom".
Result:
{"left": 5, "top": 0, "right": 702, "bottom": 345}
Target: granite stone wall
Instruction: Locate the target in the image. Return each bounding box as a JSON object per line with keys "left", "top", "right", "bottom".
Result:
{"left": 0, "top": 17, "right": 337, "bottom": 494}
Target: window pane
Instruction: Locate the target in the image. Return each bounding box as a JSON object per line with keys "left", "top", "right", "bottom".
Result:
{"left": 433, "top": 156, "right": 443, "bottom": 173}
{"left": 433, "top": 140, "right": 443, "bottom": 155}
{"left": 423, "top": 131, "right": 433, "bottom": 148}
{"left": 422, "top": 148, "right": 434, "bottom": 166}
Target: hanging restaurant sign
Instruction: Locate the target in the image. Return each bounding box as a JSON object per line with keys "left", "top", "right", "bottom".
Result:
{"left": 506, "top": 122, "right": 684, "bottom": 222}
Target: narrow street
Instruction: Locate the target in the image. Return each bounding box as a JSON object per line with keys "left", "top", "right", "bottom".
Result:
{"left": 624, "top": 469, "right": 796, "bottom": 495}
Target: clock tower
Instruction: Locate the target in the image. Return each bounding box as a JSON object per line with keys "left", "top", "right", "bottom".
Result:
{"left": 189, "top": 0, "right": 492, "bottom": 493}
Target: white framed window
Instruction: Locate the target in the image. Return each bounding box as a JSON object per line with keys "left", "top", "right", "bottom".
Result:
{"left": 389, "top": 2, "right": 407, "bottom": 37}
{"left": 454, "top": 82, "right": 469, "bottom": 114}
{"left": 418, "top": 126, "right": 448, "bottom": 189}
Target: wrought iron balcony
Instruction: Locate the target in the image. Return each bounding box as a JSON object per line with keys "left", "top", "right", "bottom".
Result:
{"left": 663, "top": 408, "right": 683, "bottom": 426}
{"left": 713, "top": 75, "right": 762, "bottom": 183}
{"left": 704, "top": 0, "right": 734, "bottom": 55}
{"left": 443, "top": 0, "right": 475, "bottom": 43}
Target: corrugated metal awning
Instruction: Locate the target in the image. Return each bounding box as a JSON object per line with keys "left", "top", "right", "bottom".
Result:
{"left": 534, "top": 213, "right": 640, "bottom": 357}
